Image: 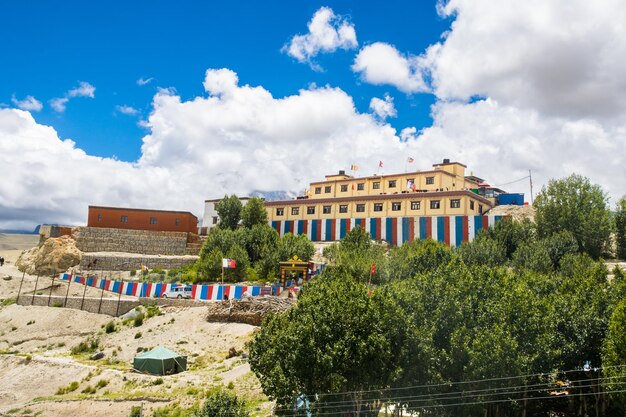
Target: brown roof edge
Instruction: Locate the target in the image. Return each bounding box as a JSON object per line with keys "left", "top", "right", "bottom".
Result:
{"left": 88, "top": 206, "right": 198, "bottom": 219}
{"left": 309, "top": 169, "right": 457, "bottom": 185}
{"left": 264, "top": 190, "right": 493, "bottom": 206}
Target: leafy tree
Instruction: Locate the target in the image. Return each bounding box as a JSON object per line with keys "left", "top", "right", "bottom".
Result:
{"left": 198, "top": 227, "right": 249, "bottom": 282}
{"left": 616, "top": 197, "right": 626, "bottom": 260}
{"left": 276, "top": 233, "right": 315, "bottom": 263}
{"left": 195, "top": 389, "right": 249, "bottom": 417}
{"left": 216, "top": 194, "right": 243, "bottom": 230}
{"left": 249, "top": 273, "right": 415, "bottom": 416}
{"left": 480, "top": 217, "right": 536, "bottom": 259}
{"left": 323, "top": 226, "right": 389, "bottom": 283}
{"left": 241, "top": 197, "right": 268, "bottom": 228}
{"left": 388, "top": 238, "right": 452, "bottom": 280}
{"left": 534, "top": 174, "right": 611, "bottom": 258}
{"left": 455, "top": 235, "right": 507, "bottom": 267}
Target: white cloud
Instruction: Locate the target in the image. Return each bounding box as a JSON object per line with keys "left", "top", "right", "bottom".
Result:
{"left": 369, "top": 95, "right": 397, "bottom": 120}
{"left": 49, "top": 97, "right": 69, "bottom": 113}
{"left": 203, "top": 68, "right": 239, "bottom": 97}
{"left": 399, "top": 127, "right": 417, "bottom": 142}
{"left": 137, "top": 77, "right": 154, "bottom": 86}
{"left": 11, "top": 95, "right": 43, "bottom": 112}
{"left": 50, "top": 81, "right": 96, "bottom": 112}
{"left": 283, "top": 6, "right": 357, "bottom": 70}
{"left": 352, "top": 42, "right": 429, "bottom": 93}
{"left": 116, "top": 105, "right": 140, "bottom": 116}
{"left": 68, "top": 81, "right": 95, "bottom": 98}
{"left": 425, "top": 0, "right": 626, "bottom": 120}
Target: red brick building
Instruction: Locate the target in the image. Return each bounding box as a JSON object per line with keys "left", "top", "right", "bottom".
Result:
{"left": 87, "top": 206, "right": 198, "bottom": 234}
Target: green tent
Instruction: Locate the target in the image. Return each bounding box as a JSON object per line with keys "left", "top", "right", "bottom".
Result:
{"left": 133, "top": 347, "right": 187, "bottom": 375}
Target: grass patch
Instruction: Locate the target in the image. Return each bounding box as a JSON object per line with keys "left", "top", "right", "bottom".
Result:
{"left": 81, "top": 385, "right": 96, "bottom": 394}
{"left": 70, "top": 337, "right": 99, "bottom": 355}
{"left": 133, "top": 314, "right": 144, "bottom": 327}
{"left": 96, "top": 379, "right": 109, "bottom": 389}
{"left": 56, "top": 381, "right": 79, "bottom": 395}
{"left": 52, "top": 301, "right": 63, "bottom": 307}
{"left": 153, "top": 377, "right": 164, "bottom": 385}
{"left": 105, "top": 321, "right": 116, "bottom": 333}
{"left": 1, "top": 297, "right": 16, "bottom": 306}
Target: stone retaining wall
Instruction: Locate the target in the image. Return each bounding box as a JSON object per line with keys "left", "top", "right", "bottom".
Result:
{"left": 73, "top": 227, "right": 190, "bottom": 255}
{"left": 79, "top": 253, "right": 198, "bottom": 271}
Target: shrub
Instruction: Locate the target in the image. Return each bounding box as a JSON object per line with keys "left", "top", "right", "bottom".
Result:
{"left": 153, "top": 377, "right": 164, "bottom": 385}
{"left": 196, "top": 390, "right": 249, "bottom": 417}
{"left": 105, "top": 321, "right": 116, "bottom": 333}
{"left": 81, "top": 385, "right": 96, "bottom": 394}
{"left": 56, "top": 381, "right": 79, "bottom": 395}
{"left": 0, "top": 298, "right": 16, "bottom": 306}
{"left": 96, "top": 379, "right": 108, "bottom": 389}
{"left": 71, "top": 338, "right": 99, "bottom": 355}
{"left": 52, "top": 301, "right": 63, "bottom": 307}
{"left": 133, "top": 314, "right": 144, "bottom": 327}
{"left": 128, "top": 406, "right": 141, "bottom": 417}
{"left": 134, "top": 332, "right": 142, "bottom": 339}
{"left": 130, "top": 270, "right": 137, "bottom": 277}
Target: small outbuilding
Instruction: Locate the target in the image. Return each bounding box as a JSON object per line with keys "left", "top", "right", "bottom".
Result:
{"left": 133, "top": 347, "right": 187, "bottom": 375}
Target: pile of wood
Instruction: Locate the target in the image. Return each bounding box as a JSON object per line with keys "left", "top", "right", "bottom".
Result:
{"left": 206, "top": 296, "right": 296, "bottom": 326}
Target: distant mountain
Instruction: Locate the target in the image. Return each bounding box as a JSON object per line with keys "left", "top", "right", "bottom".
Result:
{"left": 0, "top": 228, "right": 38, "bottom": 235}
{"left": 250, "top": 190, "right": 297, "bottom": 202}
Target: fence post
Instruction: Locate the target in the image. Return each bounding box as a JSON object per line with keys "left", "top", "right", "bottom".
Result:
{"left": 115, "top": 280, "right": 123, "bottom": 317}
{"left": 80, "top": 272, "right": 88, "bottom": 311}
{"left": 48, "top": 273, "right": 56, "bottom": 306}
{"left": 16, "top": 270, "right": 26, "bottom": 304}
{"left": 63, "top": 272, "right": 72, "bottom": 307}
{"left": 31, "top": 273, "right": 40, "bottom": 305}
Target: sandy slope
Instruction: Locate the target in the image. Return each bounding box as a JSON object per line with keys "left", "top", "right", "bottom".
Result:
{"left": 0, "top": 234, "right": 270, "bottom": 416}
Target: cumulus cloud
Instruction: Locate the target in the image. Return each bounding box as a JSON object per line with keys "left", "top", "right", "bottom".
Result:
{"left": 352, "top": 42, "right": 429, "bottom": 93}
{"left": 425, "top": 0, "right": 626, "bottom": 120}
{"left": 50, "top": 81, "right": 96, "bottom": 113}
{"left": 11, "top": 95, "right": 43, "bottom": 112}
{"left": 67, "top": 81, "right": 95, "bottom": 98}
{"left": 49, "top": 97, "right": 69, "bottom": 113}
{"left": 369, "top": 95, "right": 397, "bottom": 120}
{"left": 137, "top": 77, "right": 154, "bottom": 86}
{"left": 283, "top": 6, "right": 357, "bottom": 70}
{"left": 0, "top": 72, "right": 416, "bottom": 229}
{"left": 116, "top": 105, "right": 140, "bottom": 116}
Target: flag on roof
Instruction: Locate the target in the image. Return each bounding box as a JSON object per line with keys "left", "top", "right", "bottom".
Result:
{"left": 379, "top": 160, "right": 383, "bottom": 168}
{"left": 351, "top": 164, "right": 359, "bottom": 171}
{"left": 222, "top": 258, "right": 236, "bottom": 269}
{"left": 407, "top": 157, "right": 414, "bottom": 163}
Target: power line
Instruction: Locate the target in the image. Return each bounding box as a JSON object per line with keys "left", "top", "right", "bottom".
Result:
{"left": 275, "top": 387, "right": 626, "bottom": 416}
{"left": 266, "top": 364, "right": 626, "bottom": 403}
{"left": 492, "top": 175, "right": 530, "bottom": 188}
{"left": 272, "top": 374, "right": 626, "bottom": 413}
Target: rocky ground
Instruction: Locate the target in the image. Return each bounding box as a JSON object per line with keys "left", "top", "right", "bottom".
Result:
{"left": 0, "top": 234, "right": 271, "bottom": 417}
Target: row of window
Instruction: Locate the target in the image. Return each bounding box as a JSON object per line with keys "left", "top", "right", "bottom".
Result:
{"left": 97, "top": 214, "right": 180, "bottom": 226}
{"left": 314, "top": 176, "right": 436, "bottom": 194}
{"left": 275, "top": 199, "right": 478, "bottom": 216}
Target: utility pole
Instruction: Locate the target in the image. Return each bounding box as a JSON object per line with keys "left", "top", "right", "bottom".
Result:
{"left": 529, "top": 169, "right": 534, "bottom": 205}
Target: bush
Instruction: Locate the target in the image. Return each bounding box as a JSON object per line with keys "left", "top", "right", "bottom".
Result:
{"left": 134, "top": 332, "right": 142, "bottom": 339}
{"left": 71, "top": 338, "right": 99, "bottom": 355}
{"left": 128, "top": 406, "right": 141, "bottom": 417}
{"left": 196, "top": 390, "right": 249, "bottom": 417}
{"left": 133, "top": 314, "right": 144, "bottom": 327}
{"left": 52, "top": 301, "right": 63, "bottom": 307}
{"left": 81, "top": 385, "right": 96, "bottom": 394}
{"left": 130, "top": 270, "right": 137, "bottom": 277}
{"left": 56, "top": 381, "right": 79, "bottom": 395}
{"left": 105, "top": 321, "right": 116, "bottom": 334}
{"left": 96, "top": 379, "right": 108, "bottom": 389}
{"left": 153, "top": 377, "right": 164, "bottom": 385}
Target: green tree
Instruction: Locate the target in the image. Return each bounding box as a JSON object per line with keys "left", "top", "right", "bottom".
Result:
{"left": 534, "top": 174, "right": 611, "bottom": 258}
{"left": 323, "top": 226, "right": 389, "bottom": 283}
{"left": 616, "top": 197, "right": 626, "bottom": 260}
{"left": 198, "top": 227, "right": 249, "bottom": 282}
{"left": 388, "top": 238, "right": 452, "bottom": 280}
{"left": 195, "top": 389, "right": 249, "bottom": 417}
{"left": 217, "top": 195, "right": 243, "bottom": 230}
{"left": 248, "top": 273, "right": 415, "bottom": 416}
{"left": 241, "top": 197, "right": 268, "bottom": 228}
{"left": 276, "top": 233, "right": 315, "bottom": 263}
{"left": 455, "top": 235, "right": 507, "bottom": 267}
{"left": 480, "top": 217, "right": 536, "bottom": 259}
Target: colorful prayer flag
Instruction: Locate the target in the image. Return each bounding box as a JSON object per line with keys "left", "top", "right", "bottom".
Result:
{"left": 379, "top": 160, "right": 383, "bottom": 168}
{"left": 350, "top": 164, "right": 359, "bottom": 171}
{"left": 407, "top": 157, "right": 414, "bottom": 163}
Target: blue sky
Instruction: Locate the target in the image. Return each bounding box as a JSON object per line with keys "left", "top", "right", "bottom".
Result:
{"left": 1, "top": 1, "right": 446, "bottom": 161}
{"left": 1, "top": 0, "right": 625, "bottom": 230}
